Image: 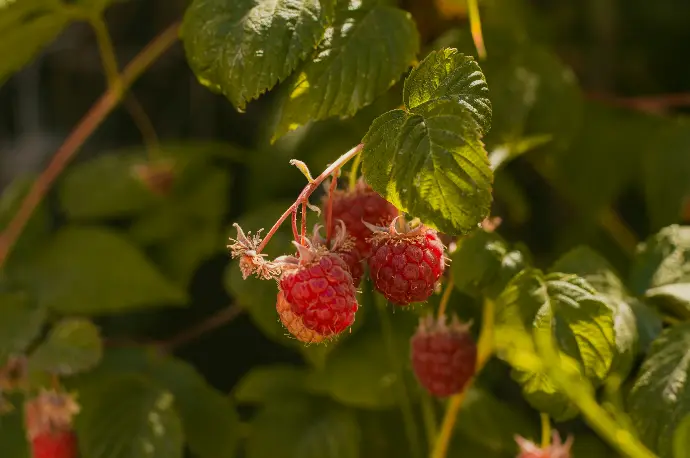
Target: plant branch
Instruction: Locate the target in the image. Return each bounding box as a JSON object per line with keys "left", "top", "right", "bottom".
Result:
{"left": 0, "top": 21, "right": 180, "bottom": 269}
{"left": 431, "top": 296, "right": 495, "bottom": 458}
{"left": 160, "top": 304, "right": 243, "bottom": 353}
{"left": 587, "top": 91, "right": 690, "bottom": 112}
{"left": 326, "top": 173, "right": 338, "bottom": 242}
{"left": 467, "top": 0, "right": 486, "bottom": 59}
{"left": 437, "top": 275, "right": 455, "bottom": 318}
{"left": 348, "top": 151, "right": 362, "bottom": 190}
{"left": 256, "top": 143, "right": 364, "bottom": 253}
{"left": 540, "top": 413, "right": 551, "bottom": 448}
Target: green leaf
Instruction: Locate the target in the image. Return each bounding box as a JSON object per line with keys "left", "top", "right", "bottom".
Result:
{"left": 630, "top": 298, "right": 663, "bottom": 355}
{"left": 628, "top": 323, "right": 690, "bottom": 457}
{"left": 609, "top": 298, "right": 638, "bottom": 379}
{"left": 72, "top": 347, "right": 240, "bottom": 458}
{"left": 9, "top": 226, "right": 187, "bottom": 314}
{"left": 233, "top": 365, "right": 308, "bottom": 404}
{"left": 0, "top": 291, "right": 45, "bottom": 364}
{"left": 674, "top": 414, "right": 690, "bottom": 458}
{"left": 0, "top": 393, "right": 29, "bottom": 458}
{"left": 75, "top": 374, "right": 184, "bottom": 458}
{"left": 629, "top": 225, "right": 690, "bottom": 317}
{"left": 403, "top": 48, "right": 491, "bottom": 134}
{"left": 451, "top": 229, "right": 526, "bottom": 298}
{"left": 453, "top": 387, "right": 539, "bottom": 455}
{"left": 182, "top": 0, "right": 334, "bottom": 111}
{"left": 494, "top": 269, "right": 616, "bottom": 421}
{"left": 28, "top": 318, "right": 102, "bottom": 376}
{"left": 362, "top": 100, "right": 492, "bottom": 235}
{"left": 272, "top": 1, "right": 419, "bottom": 139}
{"left": 0, "top": 1, "right": 71, "bottom": 86}
{"left": 550, "top": 245, "right": 626, "bottom": 299}
{"left": 245, "top": 398, "right": 360, "bottom": 458}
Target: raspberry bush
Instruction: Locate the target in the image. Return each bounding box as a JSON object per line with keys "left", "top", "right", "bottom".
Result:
{"left": 2, "top": 1, "right": 690, "bottom": 458}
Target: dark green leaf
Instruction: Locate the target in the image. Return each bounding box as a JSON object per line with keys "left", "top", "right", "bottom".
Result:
{"left": 75, "top": 374, "right": 184, "bottom": 458}
{"left": 0, "top": 1, "right": 71, "bottom": 86}
{"left": 273, "top": 1, "right": 419, "bottom": 139}
{"left": 362, "top": 100, "right": 492, "bottom": 235}
{"left": 233, "top": 365, "right": 308, "bottom": 404}
{"left": 453, "top": 387, "right": 539, "bottom": 455}
{"left": 72, "top": 347, "right": 240, "bottom": 458}
{"left": 550, "top": 245, "right": 626, "bottom": 299}
{"left": 9, "top": 226, "right": 187, "bottom": 314}
{"left": 628, "top": 323, "right": 690, "bottom": 457}
{"left": 630, "top": 298, "right": 663, "bottom": 355}
{"left": 245, "top": 398, "right": 360, "bottom": 458}
{"left": 182, "top": 0, "right": 334, "bottom": 111}
{"left": 451, "top": 229, "right": 526, "bottom": 298}
{"left": 0, "top": 394, "right": 29, "bottom": 458}
{"left": 0, "top": 291, "right": 45, "bottom": 364}
{"left": 28, "top": 318, "right": 102, "bottom": 376}
{"left": 494, "top": 269, "right": 616, "bottom": 421}
{"left": 403, "top": 48, "right": 491, "bottom": 134}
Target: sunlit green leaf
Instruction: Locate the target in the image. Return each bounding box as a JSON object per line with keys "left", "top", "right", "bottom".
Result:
{"left": 182, "top": 0, "right": 334, "bottom": 110}
{"left": 551, "top": 245, "right": 626, "bottom": 299}
{"left": 273, "top": 0, "right": 419, "bottom": 139}
{"left": 628, "top": 323, "right": 690, "bottom": 457}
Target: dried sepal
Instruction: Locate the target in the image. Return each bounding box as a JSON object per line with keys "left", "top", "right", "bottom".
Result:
{"left": 0, "top": 355, "right": 28, "bottom": 391}
{"left": 24, "top": 389, "right": 80, "bottom": 439}
{"left": 227, "top": 224, "right": 282, "bottom": 280}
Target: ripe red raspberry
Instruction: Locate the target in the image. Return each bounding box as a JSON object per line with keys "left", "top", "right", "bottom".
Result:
{"left": 410, "top": 314, "right": 476, "bottom": 397}
{"left": 333, "top": 246, "right": 364, "bottom": 287}
{"left": 368, "top": 221, "right": 446, "bottom": 305}
{"left": 278, "top": 243, "right": 359, "bottom": 338}
{"left": 311, "top": 221, "right": 365, "bottom": 288}
{"left": 515, "top": 432, "right": 574, "bottom": 458}
{"left": 324, "top": 178, "right": 398, "bottom": 257}
{"left": 276, "top": 291, "right": 326, "bottom": 343}
{"left": 24, "top": 390, "right": 80, "bottom": 458}
{"left": 31, "top": 431, "right": 77, "bottom": 458}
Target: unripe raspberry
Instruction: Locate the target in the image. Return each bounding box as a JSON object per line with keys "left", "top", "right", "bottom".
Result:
{"left": 278, "top": 242, "right": 359, "bottom": 338}
{"left": 276, "top": 291, "right": 326, "bottom": 343}
{"left": 515, "top": 432, "right": 573, "bottom": 458}
{"left": 324, "top": 178, "right": 398, "bottom": 257}
{"left": 368, "top": 221, "right": 446, "bottom": 305}
{"left": 410, "top": 315, "right": 476, "bottom": 397}
{"left": 24, "top": 390, "right": 80, "bottom": 458}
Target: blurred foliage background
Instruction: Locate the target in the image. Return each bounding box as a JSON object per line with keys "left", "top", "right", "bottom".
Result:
{"left": 2, "top": 0, "right": 690, "bottom": 456}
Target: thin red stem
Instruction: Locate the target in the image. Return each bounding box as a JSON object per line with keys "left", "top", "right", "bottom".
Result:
{"left": 256, "top": 143, "right": 364, "bottom": 253}
{"left": 325, "top": 173, "right": 338, "bottom": 243}
{"left": 301, "top": 201, "right": 307, "bottom": 243}
{"left": 291, "top": 208, "right": 300, "bottom": 242}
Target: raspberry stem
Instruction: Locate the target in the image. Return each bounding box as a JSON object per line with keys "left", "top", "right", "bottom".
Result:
{"left": 540, "top": 413, "right": 551, "bottom": 448}
{"left": 348, "top": 151, "right": 362, "bottom": 190}
{"left": 436, "top": 276, "right": 455, "bottom": 319}
{"left": 301, "top": 201, "right": 307, "bottom": 244}
{"left": 325, "top": 173, "right": 338, "bottom": 243}
{"left": 431, "top": 296, "right": 495, "bottom": 458}
{"left": 256, "top": 143, "right": 364, "bottom": 253}
{"left": 291, "top": 208, "right": 299, "bottom": 242}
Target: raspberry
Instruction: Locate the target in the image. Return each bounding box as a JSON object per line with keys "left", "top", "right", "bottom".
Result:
{"left": 515, "top": 432, "right": 574, "bottom": 458}
{"left": 24, "top": 390, "right": 80, "bottom": 458}
{"left": 276, "top": 291, "right": 326, "bottom": 343}
{"left": 334, "top": 246, "right": 364, "bottom": 287}
{"left": 311, "top": 221, "right": 365, "bottom": 288}
{"left": 279, "top": 244, "right": 359, "bottom": 338}
{"left": 368, "top": 222, "right": 446, "bottom": 305}
{"left": 31, "top": 431, "right": 77, "bottom": 458}
{"left": 410, "top": 315, "right": 476, "bottom": 397}
{"left": 325, "top": 178, "right": 398, "bottom": 257}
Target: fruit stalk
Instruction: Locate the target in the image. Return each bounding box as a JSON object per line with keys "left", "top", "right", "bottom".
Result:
{"left": 431, "top": 296, "right": 495, "bottom": 458}
{"left": 325, "top": 173, "right": 339, "bottom": 242}
{"left": 256, "top": 143, "right": 364, "bottom": 254}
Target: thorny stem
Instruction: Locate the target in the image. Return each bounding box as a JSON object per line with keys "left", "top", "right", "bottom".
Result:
{"left": 540, "top": 413, "right": 551, "bottom": 448}
{"left": 348, "top": 151, "right": 363, "bottom": 190}
{"left": 256, "top": 143, "right": 364, "bottom": 253}
{"left": 0, "top": 22, "right": 180, "bottom": 269}
{"left": 467, "top": 0, "right": 487, "bottom": 59}
{"left": 159, "top": 304, "right": 243, "bottom": 353}
{"left": 377, "top": 299, "right": 423, "bottom": 458}
{"left": 431, "top": 297, "right": 495, "bottom": 458}
{"left": 436, "top": 275, "right": 455, "bottom": 319}
{"left": 326, "top": 173, "right": 338, "bottom": 242}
